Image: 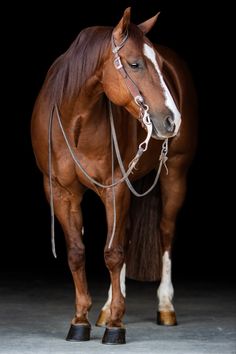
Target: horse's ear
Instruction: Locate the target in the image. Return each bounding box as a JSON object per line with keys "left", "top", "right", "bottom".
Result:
{"left": 138, "top": 12, "right": 160, "bottom": 34}
{"left": 113, "top": 7, "right": 131, "bottom": 44}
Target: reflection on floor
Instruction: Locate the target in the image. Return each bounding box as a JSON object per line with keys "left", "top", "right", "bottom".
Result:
{"left": 0, "top": 272, "right": 235, "bottom": 354}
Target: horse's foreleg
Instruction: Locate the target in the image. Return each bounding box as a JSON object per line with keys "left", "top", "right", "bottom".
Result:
{"left": 96, "top": 263, "right": 126, "bottom": 327}
{"left": 99, "top": 185, "right": 130, "bottom": 344}
{"left": 44, "top": 177, "right": 91, "bottom": 341}
{"left": 158, "top": 163, "right": 188, "bottom": 326}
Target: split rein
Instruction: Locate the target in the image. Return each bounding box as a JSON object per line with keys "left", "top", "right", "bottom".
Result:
{"left": 48, "top": 32, "right": 169, "bottom": 256}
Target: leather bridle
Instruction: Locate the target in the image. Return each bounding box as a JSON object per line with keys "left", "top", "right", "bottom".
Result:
{"left": 111, "top": 31, "right": 153, "bottom": 152}
{"left": 112, "top": 32, "right": 144, "bottom": 107}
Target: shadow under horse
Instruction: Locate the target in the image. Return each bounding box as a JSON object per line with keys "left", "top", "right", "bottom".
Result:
{"left": 31, "top": 7, "right": 198, "bottom": 344}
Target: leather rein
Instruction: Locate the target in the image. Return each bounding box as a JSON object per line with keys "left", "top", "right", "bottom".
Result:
{"left": 48, "top": 31, "right": 169, "bottom": 256}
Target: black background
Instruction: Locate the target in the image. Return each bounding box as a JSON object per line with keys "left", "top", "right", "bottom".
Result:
{"left": 2, "top": 1, "right": 233, "bottom": 282}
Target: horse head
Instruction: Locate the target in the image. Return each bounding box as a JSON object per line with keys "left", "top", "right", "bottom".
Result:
{"left": 102, "top": 7, "right": 181, "bottom": 139}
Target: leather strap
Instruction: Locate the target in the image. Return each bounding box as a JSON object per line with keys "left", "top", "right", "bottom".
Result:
{"left": 112, "top": 34, "right": 144, "bottom": 106}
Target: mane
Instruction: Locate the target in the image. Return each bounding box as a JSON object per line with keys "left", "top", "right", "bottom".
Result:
{"left": 44, "top": 26, "right": 112, "bottom": 107}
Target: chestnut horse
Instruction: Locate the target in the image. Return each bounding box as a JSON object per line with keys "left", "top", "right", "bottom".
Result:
{"left": 31, "top": 8, "right": 197, "bottom": 344}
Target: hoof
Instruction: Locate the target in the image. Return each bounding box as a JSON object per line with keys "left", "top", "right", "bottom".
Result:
{"left": 157, "top": 311, "right": 177, "bottom": 326}
{"left": 102, "top": 327, "right": 126, "bottom": 345}
{"left": 96, "top": 309, "right": 110, "bottom": 327}
{"left": 66, "top": 324, "right": 91, "bottom": 341}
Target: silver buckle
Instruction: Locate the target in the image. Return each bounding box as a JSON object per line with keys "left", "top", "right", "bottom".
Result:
{"left": 114, "top": 56, "right": 123, "bottom": 70}
{"left": 134, "top": 95, "right": 144, "bottom": 106}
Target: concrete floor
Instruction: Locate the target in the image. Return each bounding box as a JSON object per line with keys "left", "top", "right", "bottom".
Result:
{"left": 0, "top": 272, "right": 235, "bottom": 354}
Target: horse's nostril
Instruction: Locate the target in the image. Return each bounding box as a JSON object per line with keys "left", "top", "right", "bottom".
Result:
{"left": 164, "top": 115, "right": 175, "bottom": 132}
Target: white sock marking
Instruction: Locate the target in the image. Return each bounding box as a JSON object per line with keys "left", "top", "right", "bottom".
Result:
{"left": 120, "top": 262, "right": 126, "bottom": 297}
{"left": 143, "top": 43, "right": 181, "bottom": 135}
{"left": 157, "top": 251, "right": 174, "bottom": 312}
{"left": 102, "top": 263, "right": 126, "bottom": 310}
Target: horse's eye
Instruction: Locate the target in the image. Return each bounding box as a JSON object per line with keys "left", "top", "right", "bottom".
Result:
{"left": 128, "top": 62, "right": 140, "bottom": 69}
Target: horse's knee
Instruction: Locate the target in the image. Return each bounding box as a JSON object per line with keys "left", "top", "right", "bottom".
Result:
{"left": 68, "top": 244, "right": 85, "bottom": 271}
{"left": 104, "top": 247, "right": 124, "bottom": 271}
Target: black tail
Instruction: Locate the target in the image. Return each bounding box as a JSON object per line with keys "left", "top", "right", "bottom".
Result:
{"left": 125, "top": 170, "right": 162, "bottom": 281}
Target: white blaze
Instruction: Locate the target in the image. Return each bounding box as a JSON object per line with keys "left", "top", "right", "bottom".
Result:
{"left": 143, "top": 43, "right": 181, "bottom": 135}
{"left": 102, "top": 263, "right": 126, "bottom": 310}
{"left": 157, "top": 251, "right": 174, "bottom": 311}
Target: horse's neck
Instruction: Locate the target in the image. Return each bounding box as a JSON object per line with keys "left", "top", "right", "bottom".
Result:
{"left": 59, "top": 77, "right": 105, "bottom": 138}
{"left": 71, "top": 76, "right": 104, "bottom": 118}
{"left": 60, "top": 75, "right": 139, "bottom": 164}
{"left": 76, "top": 94, "right": 137, "bottom": 163}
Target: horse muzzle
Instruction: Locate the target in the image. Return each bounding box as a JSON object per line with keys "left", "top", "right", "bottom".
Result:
{"left": 150, "top": 112, "right": 179, "bottom": 140}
